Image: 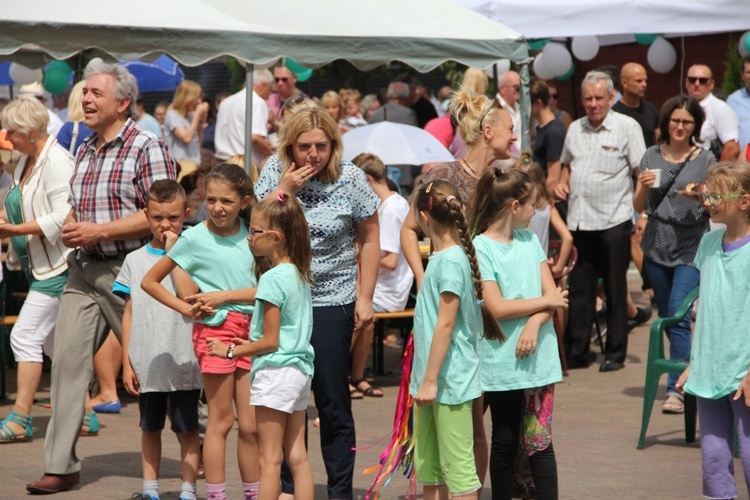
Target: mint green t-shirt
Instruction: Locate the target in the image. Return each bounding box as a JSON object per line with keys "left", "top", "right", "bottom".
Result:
{"left": 474, "top": 231, "right": 563, "bottom": 392}
{"left": 249, "top": 263, "right": 315, "bottom": 379}
{"left": 410, "top": 245, "right": 481, "bottom": 406}
{"left": 685, "top": 228, "right": 750, "bottom": 399}
{"left": 5, "top": 186, "right": 67, "bottom": 296}
{"left": 168, "top": 222, "right": 256, "bottom": 326}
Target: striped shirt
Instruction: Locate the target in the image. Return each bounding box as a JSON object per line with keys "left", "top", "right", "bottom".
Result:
{"left": 640, "top": 146, "right": 714, "bottom": 268}
{"left": 70, "top": 119, "right": 176, "bottom": 258}
{"left": 561, "top": 111, "right": 646, "bottom": 231}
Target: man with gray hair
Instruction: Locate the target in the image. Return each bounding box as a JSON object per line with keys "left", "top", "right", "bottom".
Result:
{"left": 368, "top": 81, "right": 418, "bottom": 126}
{"left": 27, "top": 61, "right": 175, "bottom": 495}
{"left": 553, "top": 70, "right": 646, "bottom": 373}
{"left": 214, "top": 68, "right": 274, "bottom": 164}
{"left": 495, "top": 70, "right": 522, "bottom": 145}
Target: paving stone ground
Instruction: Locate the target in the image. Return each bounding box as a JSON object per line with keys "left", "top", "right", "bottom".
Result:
{"left": 0, "top": 275, "right": 746, "bottom": 499}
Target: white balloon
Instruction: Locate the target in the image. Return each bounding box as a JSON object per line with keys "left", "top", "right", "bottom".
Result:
{"left": 542, "top": 42, "right": 573, "bottom": 77}
{"left": 739, "top": 32, "right": 749, "bottom": 58}
{"left": 571, "top": 35, "right": 599, "bottom": 61}
{"left": 8, "top": 63, "right": 42, "bottom": 85}
{"left": 533, "top": 53, "right": 556, "bottom": 80}
{"left": 495, "top": 59, "right": 511, "bottom": 75}
{"left": 647, "top": 37, "right": 677, "bottom": 74}
{"left": 86, "top": 57, "right": 104, "bottom": 70}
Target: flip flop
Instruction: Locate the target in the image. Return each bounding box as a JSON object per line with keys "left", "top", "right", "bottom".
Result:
{"left": 662, "top": 394, "right": 685, "bottom": 414}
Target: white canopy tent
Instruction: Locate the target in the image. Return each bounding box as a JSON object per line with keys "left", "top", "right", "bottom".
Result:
{"left": 0, "top": 0, "right": 531, "bottom": 164}
{"left": 458, "top": 0, "right": 750, "bottom": 39}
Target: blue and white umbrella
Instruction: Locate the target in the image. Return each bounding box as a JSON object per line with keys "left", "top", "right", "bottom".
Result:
{"left": 120, "top": 55, "right": 184, "bottom": 92}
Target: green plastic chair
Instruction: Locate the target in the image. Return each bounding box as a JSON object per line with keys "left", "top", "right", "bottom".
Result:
{"left": 637, "top": 287, "right": 699, "bottom": 449}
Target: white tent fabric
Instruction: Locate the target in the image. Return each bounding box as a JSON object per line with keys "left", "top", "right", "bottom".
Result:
{"left": 0, "top": 0, "right": 528, "bottom": 70}
{"left": 459, "top": 0, "right": 750, "bottom": 39}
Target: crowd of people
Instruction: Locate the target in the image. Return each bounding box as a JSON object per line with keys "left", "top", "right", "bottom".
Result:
{"left": 0, "top": 52, "right": 749, "bottom": 500}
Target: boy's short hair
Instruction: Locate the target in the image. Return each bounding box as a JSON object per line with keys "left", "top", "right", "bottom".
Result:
{"left": 148, "top": 179, "right": 187, "bottom": 208}
{"left": 352, "top": 153, "right": 386, "bottom": 182}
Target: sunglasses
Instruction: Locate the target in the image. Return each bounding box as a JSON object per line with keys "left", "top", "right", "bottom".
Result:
{"left": 275, "top": 77, "right": 290, "bottom": 83}
{"left": 686, "top": 76, "right": 710, "bottom": 85}
{"left": 700, "top": 192, "right": 742, "bottom": 206}
{"left": 670, "top": 118, "right": 695, "bottom": 128}
{"left": 549, "top": 93, "right": 559, "bottom": 99}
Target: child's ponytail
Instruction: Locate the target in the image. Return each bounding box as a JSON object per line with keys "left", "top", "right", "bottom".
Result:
{"left": 415, "top": 179, "right": 504, "bottom": 342}
{"left": 254, "top": 191, "right": 313, "bottom": 283}
{"left": 446, "top": 196, "right": 505, "bottom": 342}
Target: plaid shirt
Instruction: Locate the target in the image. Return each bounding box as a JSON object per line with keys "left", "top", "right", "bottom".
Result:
{"left": 70, "top": 119, "right": 176, "bottom": 257}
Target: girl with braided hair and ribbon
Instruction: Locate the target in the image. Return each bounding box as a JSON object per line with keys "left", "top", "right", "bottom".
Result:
{"left": 410, "top": 179, "right": 502, "bottom": 500}
{"left": 470, "top": 167, "right": 567, "bottom": 500}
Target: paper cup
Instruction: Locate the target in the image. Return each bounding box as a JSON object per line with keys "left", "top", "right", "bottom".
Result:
{"left": 650, "top": 169, "right": 662, "bottom": 188}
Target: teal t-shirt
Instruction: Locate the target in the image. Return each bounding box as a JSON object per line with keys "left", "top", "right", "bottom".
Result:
{"left": 249, "top": 263, "right": 314, "bottom": 379}
{"left": 474, "top": 231, "right": 563, "bottom": 391}
{"left": 167, "top": 222, "right": 256, "bottom": 326}
{"left": 685, "top": 228, "right": 750, "bottom": 399}
{"left": 4, "top": 186, "right": 67, "bottom": 296}
{"left": 410, "top": 245, "right": 481, "bottom": 406}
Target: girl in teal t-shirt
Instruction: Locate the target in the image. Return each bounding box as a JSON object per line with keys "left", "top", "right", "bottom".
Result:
{"left": 207, "top": 192, "right": 315, "bottom": 500}
{"left": 676, "top": 163, "right": 750, "bottom": 499}
{"left": 410, "top": 180, "right": 501, "bottom": 499}
{"left": 470, "top": 167, "right": 567, "bottom": 499}
{"left": 142, "top": 165, "right": 259, "bottom": 498}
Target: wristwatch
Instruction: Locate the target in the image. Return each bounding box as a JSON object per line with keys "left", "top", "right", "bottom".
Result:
{"left": 227, "top": 344, "right": 235, "bottom": 359}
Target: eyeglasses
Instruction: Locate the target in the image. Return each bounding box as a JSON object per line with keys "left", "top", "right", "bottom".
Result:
{"left": 249, "top": 226, "right": 281, "bottom": 238}
{"left": 700, "top": 192, "right": 742, "bottom": 205}
{"left": 275, "top": 77, "right": 290, "bottom": 83}
{"left": 669, "top": 118, "right": 695, "bottom": 128}
{"left": 686, "top": 76, "right": 710, "bottom": 85}
{"left": 478, "top": 98, "right": 500, "bottom": 131}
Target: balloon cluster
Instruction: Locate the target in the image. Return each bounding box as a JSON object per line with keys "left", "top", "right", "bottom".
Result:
{"left": 739, "top": 32, "right": 750, "bottom": 58}
{"left": 531, "top": 34, "right": 679, "bottom": 81}
{"left": 7, "top": 60, "right": 73, "bottom": 94}
{"left": 531, "top": 41, "right": 575, "bottom": 81}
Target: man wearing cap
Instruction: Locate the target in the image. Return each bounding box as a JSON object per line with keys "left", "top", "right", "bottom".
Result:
{"left": 26, "top": 61, "right": 175, "bottom": 495}
{"left": 18, "top": 82, "right": 64, "bottom": 137}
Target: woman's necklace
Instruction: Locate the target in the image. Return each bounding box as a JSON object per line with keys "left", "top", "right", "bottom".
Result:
{"left": 461, "top": 158, "right": 480, "bottom": 178}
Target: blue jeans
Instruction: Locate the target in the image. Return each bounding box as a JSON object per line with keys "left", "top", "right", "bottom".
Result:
{"left": 643, "top": 258, "right": 699, "bottom": 395}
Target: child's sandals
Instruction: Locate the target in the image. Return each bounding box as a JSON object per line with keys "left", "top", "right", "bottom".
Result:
{"left": 0, "top": 411, "right": 33, "bottom": 443}
{"left": 662, "top": 394, "right": 685, "bottom": 414}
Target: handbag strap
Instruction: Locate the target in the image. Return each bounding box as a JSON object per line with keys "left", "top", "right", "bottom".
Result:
{"left": 648, "top": 146, "right": 700, "bottom": 216}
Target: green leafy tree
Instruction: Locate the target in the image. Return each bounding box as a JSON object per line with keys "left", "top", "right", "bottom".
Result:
{"left": 722, "top": 35, "right": 744, "bottom": 97}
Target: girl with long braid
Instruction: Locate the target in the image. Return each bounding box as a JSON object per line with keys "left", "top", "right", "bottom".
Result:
{"left": 409, "top": 179, "right": 501, "bottom": 500}
{"left": 471, "top": 167, "right": 566, "bottom": 499}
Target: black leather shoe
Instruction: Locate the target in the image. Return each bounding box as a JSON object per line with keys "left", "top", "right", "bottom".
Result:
{"left": 567, "top": 351, "right": 597, "bottom": 369}
{"left": 627, "top": 307, "right": 653, "bottom": 331}
{"left": 599, "top": 360, "right": 624, "bottom": 372}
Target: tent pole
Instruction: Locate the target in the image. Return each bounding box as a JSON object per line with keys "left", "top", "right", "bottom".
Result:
{"left": 244, "top": 64, "right": 255, "bottom": 176}
{"left": 518, "top": 58, "right": 532, "bottom": 152}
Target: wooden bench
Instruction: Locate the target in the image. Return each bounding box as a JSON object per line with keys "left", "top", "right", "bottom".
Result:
{"left": 372, "top": 309, "right": 414, "bottom": 376}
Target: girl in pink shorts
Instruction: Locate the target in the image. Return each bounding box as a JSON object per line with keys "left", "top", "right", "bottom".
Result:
{"left": 143, "top": 164, "right": 260, "bottom": 500}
